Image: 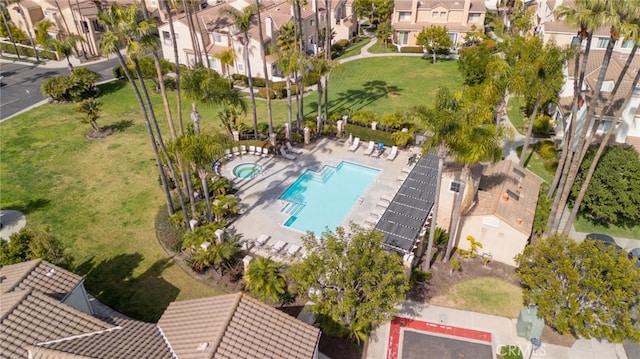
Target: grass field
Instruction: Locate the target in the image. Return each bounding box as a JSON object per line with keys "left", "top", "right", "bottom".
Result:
{"left": 574, "top": 216, "right": 640, "bottom": 240}
{"left": 1, "top": 57, "right": 464, "bottom": 320}
{"left": 507, "top": 96, "right": 526, "bottom": 135}
{"left": 437, "top": 277, "right": 523, "bottom": 318}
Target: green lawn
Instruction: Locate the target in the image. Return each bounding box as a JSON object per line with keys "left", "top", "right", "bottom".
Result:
{"left": 0, "top": 57, "right": 463, "bottom": 320}
{"left": 367, "top": 40, "right": 399, "bottom": 54}
{"left": 438, "top": 277, "right": 523, "bottom": 318}
{"left": 507, "top": 96, "right": 526, "bottom": 135}
{"left": 520, "top": 150, "right": 554, "bottom": 183}
{"left": 336, "top": 37, "right": 371, "bottom": 59}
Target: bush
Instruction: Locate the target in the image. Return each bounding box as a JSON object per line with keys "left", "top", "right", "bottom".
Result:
{"left": 303, "top": 71, "right": 321, "bottom": 86}
{"left": 251, "top": 77, "right": 266, "bottom": 87}
{"left": 41, "top": 67, "right": 101, "bottom": 102}
{"left": 391, "top": 130, "right": 415, "bottom": 147}
{"left": 0, "top": 42, "right": 57, "bottom": 60}
{"left": 232, "top": 73, "right": 248, "bottom": 84}
{"left": 344, "top": 123, "right": 394, "bottom": 145}
{"left": 332, "top": 39, "right": 349, "bottom": 51}
{"left": 0, "top": 227, "right": 70, "bottom": 267}
{"left": 536, "top": 140, "right": 557, "bottom": 162}
{"left": 533, "top": 115, "right": 553, "bottom": 136}
{"left": 156, "top": 204, "right": 186, "bottom": 252}
{"left": 113, "top": 65, "right": 126, "bottom": 79}
{"left": 349, "top": 110, "right": 378, "bottom": 127}
{"left": 400, "top": 46, "right": 424, "bottom": 53}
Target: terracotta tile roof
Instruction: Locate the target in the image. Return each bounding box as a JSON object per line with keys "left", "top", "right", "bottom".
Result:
{"left": 30, "top": 318, "right": 175, "bottom": 359}
{"left": 158, "top": 293, "right": 321, "bottom": 359}
{"left": 0, "top": 289, "right": 113, "bottom": 359}
{"left": 0, "top": 259, "right": 82, "bottom": 300}
{"left": 466, "top": 160, "right": 543, "bottom": 236}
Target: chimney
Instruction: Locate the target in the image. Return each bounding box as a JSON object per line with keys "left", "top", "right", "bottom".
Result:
{"left": 265, "top": 16, "right": 274, "bottom": 40}
{"left": 462, "top": 0, "right": 471, "bottom": 25}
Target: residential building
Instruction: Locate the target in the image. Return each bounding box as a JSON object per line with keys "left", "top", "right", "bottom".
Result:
{"left": 1, "top": 259, "right": 321, "bottom": 358}
{"left": 391, "top": 0, "right": 486, "bottom": 49}
{"left": 536, "top": 0, "right": 640, "bottom": 152}
{"left": 434, "top": 160, "right": 542, "bottom": 266}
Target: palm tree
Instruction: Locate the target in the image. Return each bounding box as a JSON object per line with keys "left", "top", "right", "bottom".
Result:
{"left": 310, "top": 56, "right": 338, "bottom": 132}
{"left": 244, "top": 257, "right": 287, "bottom": 303}
{"left": 548, "top": 0, "right": 637, "bottom": 232}
{"left": 414, "top": 86, "right": 463, "bottom": 270}
{"left": 164, "top": 0, "right": 186, "bottom": 135}
{"left": 216, "top": 48, "right": 236, "bottom": 87}
{"left": 75, "top": 98, "right": 102, "bottom": 133}
{"left": 178, "top": 133, "right": 230, "bottom": 222}
{"left": 211, "top": 194, "right": 239, "bottom": 222}
{"left": 98, "top": 3, "right": 174, "bottom": 217}
{"left": 48, "top": 35, "right": 85, "bottom": 73}
{"left": 222, "top": 5, "right": 260, "bottom": 139}
{"left": 254, "top": 3, "right": 274, "bottom": 136}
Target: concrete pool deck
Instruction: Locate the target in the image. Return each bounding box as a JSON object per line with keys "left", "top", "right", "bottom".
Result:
{"left": 223, "top": 138, "right": 413, "bottom": 260}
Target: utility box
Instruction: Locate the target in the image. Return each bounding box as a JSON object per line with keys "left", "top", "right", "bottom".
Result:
{"left": 516, "top": 306, "right": 544, "bottom": 340}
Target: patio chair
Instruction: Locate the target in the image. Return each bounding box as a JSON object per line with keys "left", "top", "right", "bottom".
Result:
{"left": 371, "top": 209, "right": 385, "bottom": 218}
{"left": 387, "top": 146, "right": 398, "bottom": 161}
{"left": 248, "top": 145, "right": 256, "bottom": 156}
{"left": 232, "top": 146, "right": 240, "bottom": 156}
{"left": 287, "top": 244, "right": 301, "bottom": 256}
{"left": 240, "top": 145, "right": 247, "bottom": 155}
{"left": 224, "top": 148, "right": 233, "bottom": 160}
{"left": 273, "top": 240, "right": 287, "bottom": 253}
{"left": 255, "top": 146, "right": 263, "bottom": 157}
{"left": 397, "top": 175, "right": 407, "bottom": 182}
{"left": 376, "top": 200, "right": 390, "bottom": 208}
{"left": 261, "top": 147, "right": 269, "bottom": 158}
{"left": 401, "top": 167, "right": 412, "bottom": 174}
{"left": 363, "top": 141, "right": 375, "bottom": 156}
{"left": 256, "top": 234, "right": 270, "bottom": 246}
{"left": 372, "top": 145, "right": 384, "bottom": 158}
{"left": 364, "top": 216, "right": 379, "bottom": 225}
{"left": 381, "top": 194, "right": 394, "bottom": 203}
{"left": 348, "top": 137, "right": 360, "bottom": 152}
{"left": 286, "top": 142, "right": 303, "bottom": 154}
{"left": 279, "top": 147, "right": 297, "bottom": 160}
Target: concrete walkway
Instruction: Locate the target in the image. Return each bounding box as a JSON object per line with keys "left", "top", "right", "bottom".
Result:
{"left": 366, "top": 302, "right": 627, "bottom": 359}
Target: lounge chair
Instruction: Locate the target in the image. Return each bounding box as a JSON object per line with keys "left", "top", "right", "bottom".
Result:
{"left": 401, "top": 167, "right": 412, "bottom": 174}
{"left": 224, "top": 148, "right": 233, "bottom": 160}
{"left": 287, "top": 244, "right": 301, "bottom": 256}
{"left": 363, "top": 141, "right": 375, "bottom": 156}
{"left": 387, "top": 146, "right": 398, "bottom": 161}
{"left": 376, "top": 200, "right": 389, "bottom": 208}
{"left": 286, "top": 142, "right": 303, "bottom": 154}
{"left": 371, "top": 209, "right": 385, "bottom": 218}
{"left": 348, "top": 137, "right": 360, "bottom": 152}
{"left": 280, "top": 147, "right": 297, "bottom": 160}
{"left": 255, "top": 146, "right": 263, "bottom": 157}
{"left": 273, "top": 240, "right": 287, "bottom": 253}
{"left": 262, "top": 147, "right": 269, "bottom": 158}
{"left": 256, "top": 234, "right": 270, "bottom": 246}
{"left": 397, "top": 175, "right": 407, "bottom": 182}
{"left": 248, "top": 145, "right": 256, "bottom": 156}
{"left": 232, "top": 146, "right": 240, "bottom": 156}
{"left": 381, "top": 194, "right": 394, "bottom": 203}
{"left": 372, "top": 145, "right": 384, "bottom": 158}
{"left": 364, "top": 216, "right": 379, "bottom": 225}
{"left": 240, "top": 145, "right": 247, "bottom": 155}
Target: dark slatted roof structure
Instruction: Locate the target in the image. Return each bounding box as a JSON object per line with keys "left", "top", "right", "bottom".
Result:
{"left": 376, "top": 152, "right": 439, "bottom": 254}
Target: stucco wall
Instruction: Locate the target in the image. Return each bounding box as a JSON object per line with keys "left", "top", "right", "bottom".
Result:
{"left": 457, "top": 215, "right": 528, "bottom": 267}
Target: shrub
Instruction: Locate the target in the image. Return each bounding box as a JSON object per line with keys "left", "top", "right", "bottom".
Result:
{"left": 113, "top": 65, "right": 126, "bottom": 79}
{"left": 333, "top": 39, "right": 349, "bottom": 51}
{"left": 400, "top": 46, "right": 424, "bottom": 53}
{"left": 156, "top": 205, "right": 186, "bottom": 252}
{"left": 41, "top": 67, "right": 101, "bottom": 102}
{"left": 349, "top": 110, "right": 378, "bottom": 127}
{"left": 344, "top": 124, "right": 394, "bottom": 145}
{"left": 391, "top": 130, "right": 414, "bottom": 147}
{"left": 257, "top": 122, "right": 270, "bottom": 134}
{"left": 303, "top": 71, "right": 321, "bottom": 86}
{"left": 257, "top": 88, "right": 275, "bottom": 99}
{"left": 232, "top": 73, "right": 248, "bottom": 84}
{"left": 533, "top": 115, "right": 553, "bottom": 136}
{"left": 535, "top": 140, "right": 558, "bottom": 172}
{"left": 251, "top": 77, "right": 266, "bottom": 87}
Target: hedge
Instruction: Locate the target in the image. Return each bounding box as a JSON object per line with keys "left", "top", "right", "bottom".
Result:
{"left": 400, "top": 46, "right": 424, "bottom": 53}
{"left": 344, "top": 123, "right": 395, "bottom": 146}
{"left": 0, "top": 42, "right": 58, "bottom": 60}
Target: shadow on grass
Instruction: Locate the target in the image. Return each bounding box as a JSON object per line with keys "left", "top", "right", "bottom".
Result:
{"left": 98, "top": 81, "right": 127, "bottom": 96}
{"left": 2, "top": 198, "right": 51, "bottom": 215}
{"left": 330, "top": 80, "right": 403, "bottom": 113}
{"left": 107, "top": 119, "right": 134, "bottom": 132}
{"left": 77, "top": 253, "right": 180, "bottom": 322}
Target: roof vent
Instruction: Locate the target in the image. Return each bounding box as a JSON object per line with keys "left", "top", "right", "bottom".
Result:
{"left": 197, "top": 342, "right": 209, "bottom": 351}
{"left": 46, "top": 268, "right": 55, "bottom": 277}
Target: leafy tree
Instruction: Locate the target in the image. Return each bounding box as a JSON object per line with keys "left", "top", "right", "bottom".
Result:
{"left": 457, "top": 42, "right": 493, "bottom": 85}
{"left": 375, "top": 20, "right": 393, "bottom": 47}
{"left": 416, "top": 25, "right": 452, "bottom": 63}
{"left": 289, "top": 224, "right": 409, "bottom": 342}
{"left": 515, "top": 233, "right": 640, "bottom": 342}
{"left": 244, "top": 257, "right": 287, "bottom": 303}
{"left": 569, "top": 145, "right": 640, "bottom": 227}
{"left": 75, "top": 98, "right": 103, "bottom": 133}
{"left": 40, "top": 67, "right": 100, "bottom": 102}
{"left": 0, "top": 227, "right": 69, "bottom": 267}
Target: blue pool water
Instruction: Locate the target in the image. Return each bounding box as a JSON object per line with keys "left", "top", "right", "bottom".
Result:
{"left": 279, "top": 161, "right": 380, "bottom": 235}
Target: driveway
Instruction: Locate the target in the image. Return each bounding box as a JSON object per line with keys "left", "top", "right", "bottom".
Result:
{"left": 0, "top": 57, "right": 118, "bottom": 121}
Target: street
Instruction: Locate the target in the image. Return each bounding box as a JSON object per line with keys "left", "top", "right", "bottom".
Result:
{"left": 0, "top": 57, "right": 119, "bottom": 120}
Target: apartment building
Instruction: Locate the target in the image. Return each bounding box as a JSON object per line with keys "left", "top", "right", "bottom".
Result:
{"left": 391, "top": 0, "right": 486, "bottom": 49}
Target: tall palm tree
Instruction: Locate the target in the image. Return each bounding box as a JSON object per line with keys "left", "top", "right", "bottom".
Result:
{"left": 244, "top": 257, "right": 287, "bottom": 303}
{"left": 164, "top": 0, "right": 185, "bottom": 135}
{"left": 310, "top": 56, "right": 338, "bottom": 132}
{"left": 549, "top": 0, "right": 637, "bottom": 232}
{"left": 216, "top": 48, "right": 236, "bottom": 87}
{"left": 414, "top": 86, "right": 463, "bottom": 270}
{"left": 275, "top": 45, "right": 302, "bottom": 137}
{"left": 222, "top": 5, "right": 260, "bottom": 139}
{"left": 211, "top": 194, "right": 239, "bottom": 222}
{"left": 48, "top": 35, "right": 85, "bottom": 73}
{"left": 254, "top": 4, "right": 274, "bottom": 136}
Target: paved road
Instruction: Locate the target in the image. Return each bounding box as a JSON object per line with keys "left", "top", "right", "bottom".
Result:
{"left": 0, "top": 57, "right": 118, "bottom": 120}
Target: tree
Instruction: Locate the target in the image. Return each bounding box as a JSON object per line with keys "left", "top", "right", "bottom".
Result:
{"left": 244, "top": 257, "right": 287, "bottom": 303}
{"left": 216, "top": 48, "right": 236, "bottom": 87}
{"left": 0, "top": 227, "right": 69, "bottom": 267}
{"left": 457, "top": 42, "right": 493, "bottom": 86}
{"left": 222, "top": 5, "right": 260, "bottom": 139}
{"left": 375, "top": 20, "right": 393, "bottom": 47}
{"left": 254, "top": 2, "right": 274, "bottom": 135}
{"left": 289, "top": 224, "right": 409, "bottom": 342}
{"left": 211, "top": 194, "right": 239, "bottom": 222}
{"left": 569, "top": 145, "right": 640, "bottom": 227}
{"left": 515, "top": 233, "right": 640, "bottom": 342}
{"left": 416, "top": 25, "right": 452, "bottom": 64}
{"left": 274, "top": 41, "right": 302, "bottom": 137}
{"left": 188, "top": 240, "right": 240, "bottom": 275}
{"left": 48, "top": 34, "right": 85, "bottom": 73}
{"left": 75, "top": 98, "right": 102, "bottom": 133}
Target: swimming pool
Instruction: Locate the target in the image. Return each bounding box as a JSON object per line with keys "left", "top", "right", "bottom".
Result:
{"left": 279, "top": 161, "right": 380, "bottom": 235}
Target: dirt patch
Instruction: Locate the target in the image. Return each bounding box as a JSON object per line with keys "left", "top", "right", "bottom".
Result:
{"left": 86, "top": 127, "right": 114, "bottom": 140}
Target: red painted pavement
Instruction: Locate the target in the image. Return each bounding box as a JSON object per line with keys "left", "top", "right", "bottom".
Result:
{"left": 386, "top": 316, "right": 493, "bottom": 359}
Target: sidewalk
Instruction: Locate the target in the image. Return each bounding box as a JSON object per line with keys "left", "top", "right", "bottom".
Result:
{"left": 366, "top": 302, "right": 626, "bottom": 359}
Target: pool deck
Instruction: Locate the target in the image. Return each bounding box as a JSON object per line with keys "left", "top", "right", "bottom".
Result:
{"left": 224, "top": 138, "right": 414, "bottom": 261}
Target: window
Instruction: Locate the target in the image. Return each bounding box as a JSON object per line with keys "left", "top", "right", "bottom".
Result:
{"left": 310, "top": 19, "right": 314, "bottom": 26}
{"left": 440, "top": 11, "right": 446, "bottom": 17}
{"left": 621, "top": 39, "right": 635, "bottom": 48}
{"left": 237, "top": 62, "right": 244, "bottom": 74}
{"left": 213, "top": 33, "right": 223, "bottom": 44}
{"left": 211, "top": 58, "right": 220, "bottom": 70}
{"left": 92, "top": 19, "right": 104, "bottom": 32}
{"left": 448, "top": 32, "right": 457, "bottom": 45}
{"left": 597, "top": 37, "right": 609, "bottom": 48}
{"left": 76, "top": 20, "right": 89, "bottom": 33}
{"left": 449, "top": 181, "right": 461, "bottom": 193}
{"left": 397, "top": 31, "right": 409, "bottom": 45}
{"left": 468, "top": 13, "right": 480, "bottom": 22}
{"left": 571, "top": 36, "right": 580, "bottom": 46}
{"left": 399, "top": 11, "right": 411, "bottom": 20}
{"left": 163, "top": 31, "right": 171, "bottom": 45}
{"left": 432, "top": 11, "right": 438, "bottom": 17}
